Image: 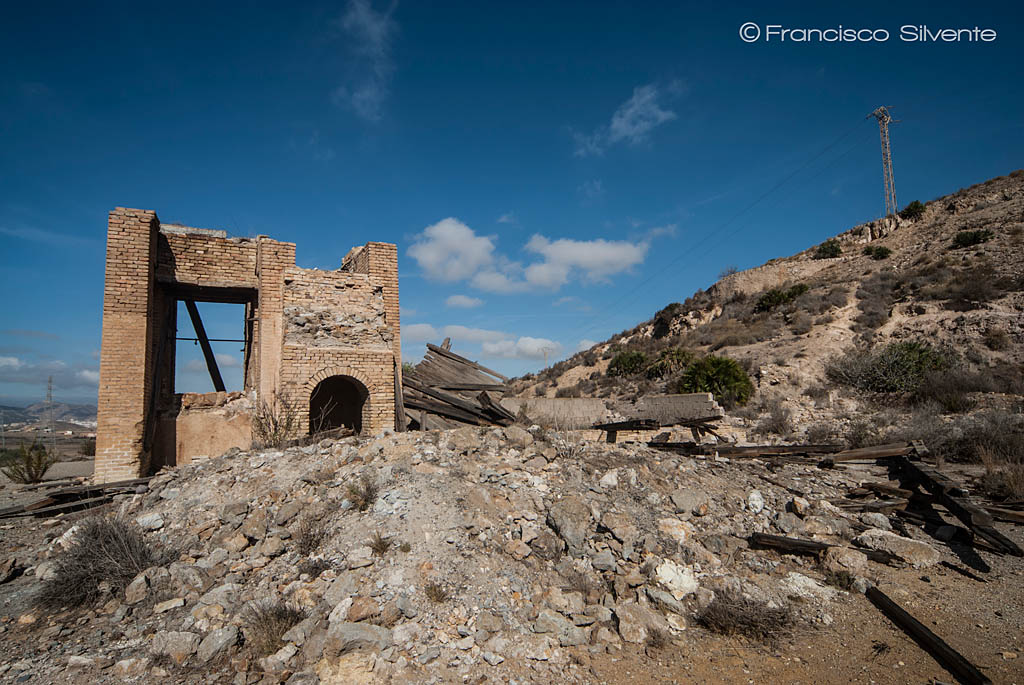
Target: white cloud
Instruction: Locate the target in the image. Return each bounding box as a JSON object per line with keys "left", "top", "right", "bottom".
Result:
{"left": 403, "top": 323, "right": 439, "bottom": 342}
{"left": 572, "top": 83, "right": 678, "bottom": 157}
{"left": 575, "top": 339, "right": 598, "bottom": 353}
{"left": 0, "top": 356, "right": 24, "bottom": 370}
{"left": 76, "top": 369, "right": 100, "bottom": 383}
{"left": 482, "top": 336, "right": 562, "bottom": 360}
{"left": 445, "top": 294, "right": 483, "bottom": 309}
{"left": 215, "top": 353, "right": 241, "bottom": 368}
{"left": 333, "top": 0, "right": 397, "bottom": 122}
{"left": 441, "top": 325, "right": 506, "bottom": 343}
{"left": 524, "top": 234, "right": 649, "bottom": 286}
{"left": 409, "top": 218, "right": 652, "bottom": 294}
{"left": 497, "top": 212, "right": 516, "bottom": 224}
{"left": 407, "top": 218, "right": 495, "bottom": 282}
{"left": 399, "top": 306, "right": 417, "bottom": 317}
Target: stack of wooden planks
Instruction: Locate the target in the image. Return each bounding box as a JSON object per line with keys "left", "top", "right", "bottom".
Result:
{"left": 0, "top": 477, "right": 150, "bottom": 519}
{"left": 402, "top": 340, "right": 516, "bottom": 429}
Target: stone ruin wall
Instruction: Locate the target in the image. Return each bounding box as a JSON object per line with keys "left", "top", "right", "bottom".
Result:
{"left": 95, "top": 207, "right": 400, "bottom": 482}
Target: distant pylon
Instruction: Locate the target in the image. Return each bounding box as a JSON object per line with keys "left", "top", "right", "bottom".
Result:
{"left": 869, "top": 106, "right": 898, "bottom": 219}
{"left": 47, "top": 375, "right": 56, "bottom": 455}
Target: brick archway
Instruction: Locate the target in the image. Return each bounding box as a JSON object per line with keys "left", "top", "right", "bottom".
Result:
{"left": 304, "top": 366, "right": 374, "bottom": 434}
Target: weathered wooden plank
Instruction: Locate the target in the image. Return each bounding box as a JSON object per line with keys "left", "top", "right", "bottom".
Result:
{"left": 865, "top": 586, "right": 991, "bottom": 685}
{"left": 426, "top": 343, "right": 508, "bottom": 381}
{"left": 593, "top": 419, "right": 661, "bottom": 432}
{"left": 898, "top": 457, "right": 1022, "bottom": 556}
{"left": 821, "top": 443, "right": 914, "bottom": 466}
{"left": 184, "top": 300, "right": 225, "bottom": 392}
{"left": 402, "top": 397, "right": 482, "bottom": 425}
{"left": 749, "top": 533, "right": 897, "bottom": 565}
{"left": 403, "top": 378, "right": 491, "bottom": 419}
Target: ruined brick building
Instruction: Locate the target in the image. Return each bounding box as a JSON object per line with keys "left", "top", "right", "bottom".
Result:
{"left": 95, "top": 208, "right": 401, "bottom": 482}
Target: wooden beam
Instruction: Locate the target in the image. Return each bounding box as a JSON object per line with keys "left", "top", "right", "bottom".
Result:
{"left": 426, "top": 343, "right": 508, "bottom": 381}
{"left": 865, "top": 586, "right": 991, "bottom": 685}
{"left": 394, "top": 360, "right": 406, "bottom": 432}
{"left": 898, "top": 457, "right": 1022, "bottom": 556}
{"left": 749, "top": 533, "right": 897, "bottom": 565}
{"left": 184, "top": 300, "right": 225, "bottom": 392}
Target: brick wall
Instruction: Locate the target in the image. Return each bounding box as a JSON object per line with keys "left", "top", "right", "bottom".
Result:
{"left": 95, "top": 208, "right": 159, "bottom": 482}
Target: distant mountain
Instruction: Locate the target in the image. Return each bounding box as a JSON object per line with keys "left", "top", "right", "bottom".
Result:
{"left": 0, "top": 402, "right": 97, "bottom": 427}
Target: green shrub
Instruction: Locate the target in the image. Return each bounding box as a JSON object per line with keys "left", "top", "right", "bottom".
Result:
{"left": 607, "top": 350, "right": 647, "bottom": 377}
{"left": 825, "top": 341, "right": 950, "bottom": 394}
{"left": 1, "top": 442, "right": 56, "bottom": 484}
{"left": 674, "top": 356, "right": 754, "bottom": 408}
{"left": 862, "top": 245, "right": 892, "bottom": 260}
{"left": 644, "top": 348, "right": 695, "bottom": 379}
{"left": 754, "top": 284, "right": 810, "bottom": 313}
{"left": 952, "top": 229, "right": 993, "bottom": 249}
{"left": 814, "top": 239, "right": 842, "bottom": 259}
{"left": 79, "top": 438, "right": 96, "bottom": 457}
{"left": 899, "top": 200, "right": 925, "bottom": 221}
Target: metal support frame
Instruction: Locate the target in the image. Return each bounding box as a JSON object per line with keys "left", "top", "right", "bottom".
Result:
{"left": 183, "top": 299, "right": 226, "bottom": 392}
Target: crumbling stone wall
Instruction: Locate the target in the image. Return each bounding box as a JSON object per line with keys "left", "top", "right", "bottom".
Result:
{"left": 95, "top": 208, "right": 400, "bottom": 482}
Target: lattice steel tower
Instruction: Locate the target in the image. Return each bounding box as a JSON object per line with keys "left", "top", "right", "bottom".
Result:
{"left": 869, "top": 106, "right": 898, "bottom": 219}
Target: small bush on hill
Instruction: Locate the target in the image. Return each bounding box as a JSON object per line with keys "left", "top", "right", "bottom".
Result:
{"left": 952, "top": 229, "right": 993, "bottom": 249}
{"left": 1, "top": 442, "right": 56, "bottom": 484}
{"left": 825, "top": 341, "right": 950, "bottom": 394}
{"left": 754, "top": 397, "right": 793, "bottom": 437}
{"left": 754, "top": 283, "right": 810, "bottom": 313}
{"left": 37, "top": 517, "right": 168, "bottom": 609}
{"left": 244, "top": 600, "right": 307, "bottom": 657}
{"left": 718, "top": 265, "right": 740, "bottom": 279}
{"left": 675, "top": 356, "right": 754, "bottom": 408}
{"left": 698, "top": 590, "right": 792, "bottom": 645}
{"left": 814, "top": 239, "right": 842, "bottom": 259}
{"left": 899, "top": 200, "right": 925, "bottom": 221}
{"left": 644, "top": 348, "right": 695, "bottom": 379}
{"left": 79, "top": 438, "right": 96, "bottom": 457}
{"left": 862, "top": 245, "right": 892, "bottom": 260}
{"left": 983, "top": 328, "right": 1010, "bottom": 351}
{"left": 607, "top": 350, "right": 647, "bottom": 377}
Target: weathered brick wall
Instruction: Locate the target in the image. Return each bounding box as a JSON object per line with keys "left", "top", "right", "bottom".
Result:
{"left": 96, "top": 208, "right": 400, "bottom": 482}
{"left": 156, "top": 234, "right": 259, "bottom": 288}
{"left": 95, "top": 208, "right": 159, "bottom": 482}
{"left": 279, "top": 347, "right": 395, "bottom": 435}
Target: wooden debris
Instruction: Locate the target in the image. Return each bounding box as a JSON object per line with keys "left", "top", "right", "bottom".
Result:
{"left": 594, "top": 419, "right": 660, "bottom": 443}
{"left": 897, "top": 457, "right": 1023, "bottom": 557}
{"left": 748, "top": 533, "right": 898, "bottom": 565}
{"left": 865, "top": 586, "right": 991, "bottom": 685}
{"left": 819, "top": 443, "right": 914, "bottom": 467}
{"left": 403, "top": 341, "right": 512, "bottom": 429}
{"left": 0, "top": 477, "right": 150, "bottom": 520}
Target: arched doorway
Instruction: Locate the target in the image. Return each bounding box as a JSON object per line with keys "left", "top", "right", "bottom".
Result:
{"left": 309, "top": 375, "right": 368, "bottom": 434}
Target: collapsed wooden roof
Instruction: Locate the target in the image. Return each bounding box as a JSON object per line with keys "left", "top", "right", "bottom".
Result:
{"left": 401, "top": 340, "right": 515, "bottom": 429}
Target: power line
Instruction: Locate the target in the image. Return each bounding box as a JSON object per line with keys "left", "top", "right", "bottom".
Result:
{"left": 571, "top": 115, "right": 872, "bottom": 343}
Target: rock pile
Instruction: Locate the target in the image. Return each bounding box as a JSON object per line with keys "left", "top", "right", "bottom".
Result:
{"left": 0, "top": 426, "right": 948, "bottom": 683}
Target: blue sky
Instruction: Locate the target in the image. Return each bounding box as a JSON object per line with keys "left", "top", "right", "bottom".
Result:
{"left": 1, "top": 1, "right": 1022, "bottom": 405}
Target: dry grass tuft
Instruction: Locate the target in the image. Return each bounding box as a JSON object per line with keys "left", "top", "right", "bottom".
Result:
{"left": 243, "top": 600, "right": 307, "bottom": 657}
{"left": 645, "top": 627, "right": 669, "bottom": 653}
{"left": 297, "top": 558, "right": 331, "bottom": 578}
{"left": 697, "top": 591, "right": 793, "bottom": 644}
{"left": 424, "top": 581, "right": 450, "bottom": 603}
{"left": 294, "top": 516, "right": 328, "bottom": 556}
{"left": 36, "top": 516, "right": 168, "bottom": 610}
{"left": 347, "top": 476, "right": 379, "bottom": 512}
{"left": 368, "top": 531, "right": 392, "bottom": 556}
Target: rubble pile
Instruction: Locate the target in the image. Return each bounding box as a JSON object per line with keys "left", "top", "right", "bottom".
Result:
{"left": 0, "top": 427, "right": 960, "bottom": 683}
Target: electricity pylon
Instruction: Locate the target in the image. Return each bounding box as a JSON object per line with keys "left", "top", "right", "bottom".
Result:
{"left": 869, "top": 106, "right": 898, "bottom": 220}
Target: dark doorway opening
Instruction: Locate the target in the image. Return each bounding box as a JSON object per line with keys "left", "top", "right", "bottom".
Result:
{"left": 310, "top": 375, "right": 367, "bottom": 434}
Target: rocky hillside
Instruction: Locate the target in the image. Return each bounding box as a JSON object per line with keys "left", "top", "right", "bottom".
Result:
{"left": 2, "top": 428, "right": 1023, "bottom": 683}
{"left": 512, "top": 170, "right": 1024, "bottom": 449}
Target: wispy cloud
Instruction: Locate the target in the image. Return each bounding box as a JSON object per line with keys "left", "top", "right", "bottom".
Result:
{"left": 333, "top": 0, "right": 398, "bottom": 122}
{"left": 0, "top": 329, "right": 59, "bottom": 340}
{"left": 572, "top": 82, "right": 681, "bottom": 157}
{"left": 0, "top": 225, "right": 97, "bottom": 247}
{"left": 445, "top": 294, "right": 484, "bottom": 309}
{"left": 0, "top": 356, "right": 99, "bottom": 392}
{"left": 575, "top": 339, "right": 598, "bottom": 353}
{"left": 578, "top": 179, "right": 605, "bottom": 204}
{"left": 497, "top": 212, "right": 516, "bottom": 224}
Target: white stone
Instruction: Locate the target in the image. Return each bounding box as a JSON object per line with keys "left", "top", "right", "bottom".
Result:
{"left": 654, "top": 559, "right": 698, "bottom": 600}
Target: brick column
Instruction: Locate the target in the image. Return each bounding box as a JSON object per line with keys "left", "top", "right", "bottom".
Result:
{"left": 255, "top": 238, "right": 295, "bottom": 405}
{"left": 95, "top": 208, "right": 159, "bottom": 482}
{"left": 363, "top": 242, "right": 401, "bottom": 428}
